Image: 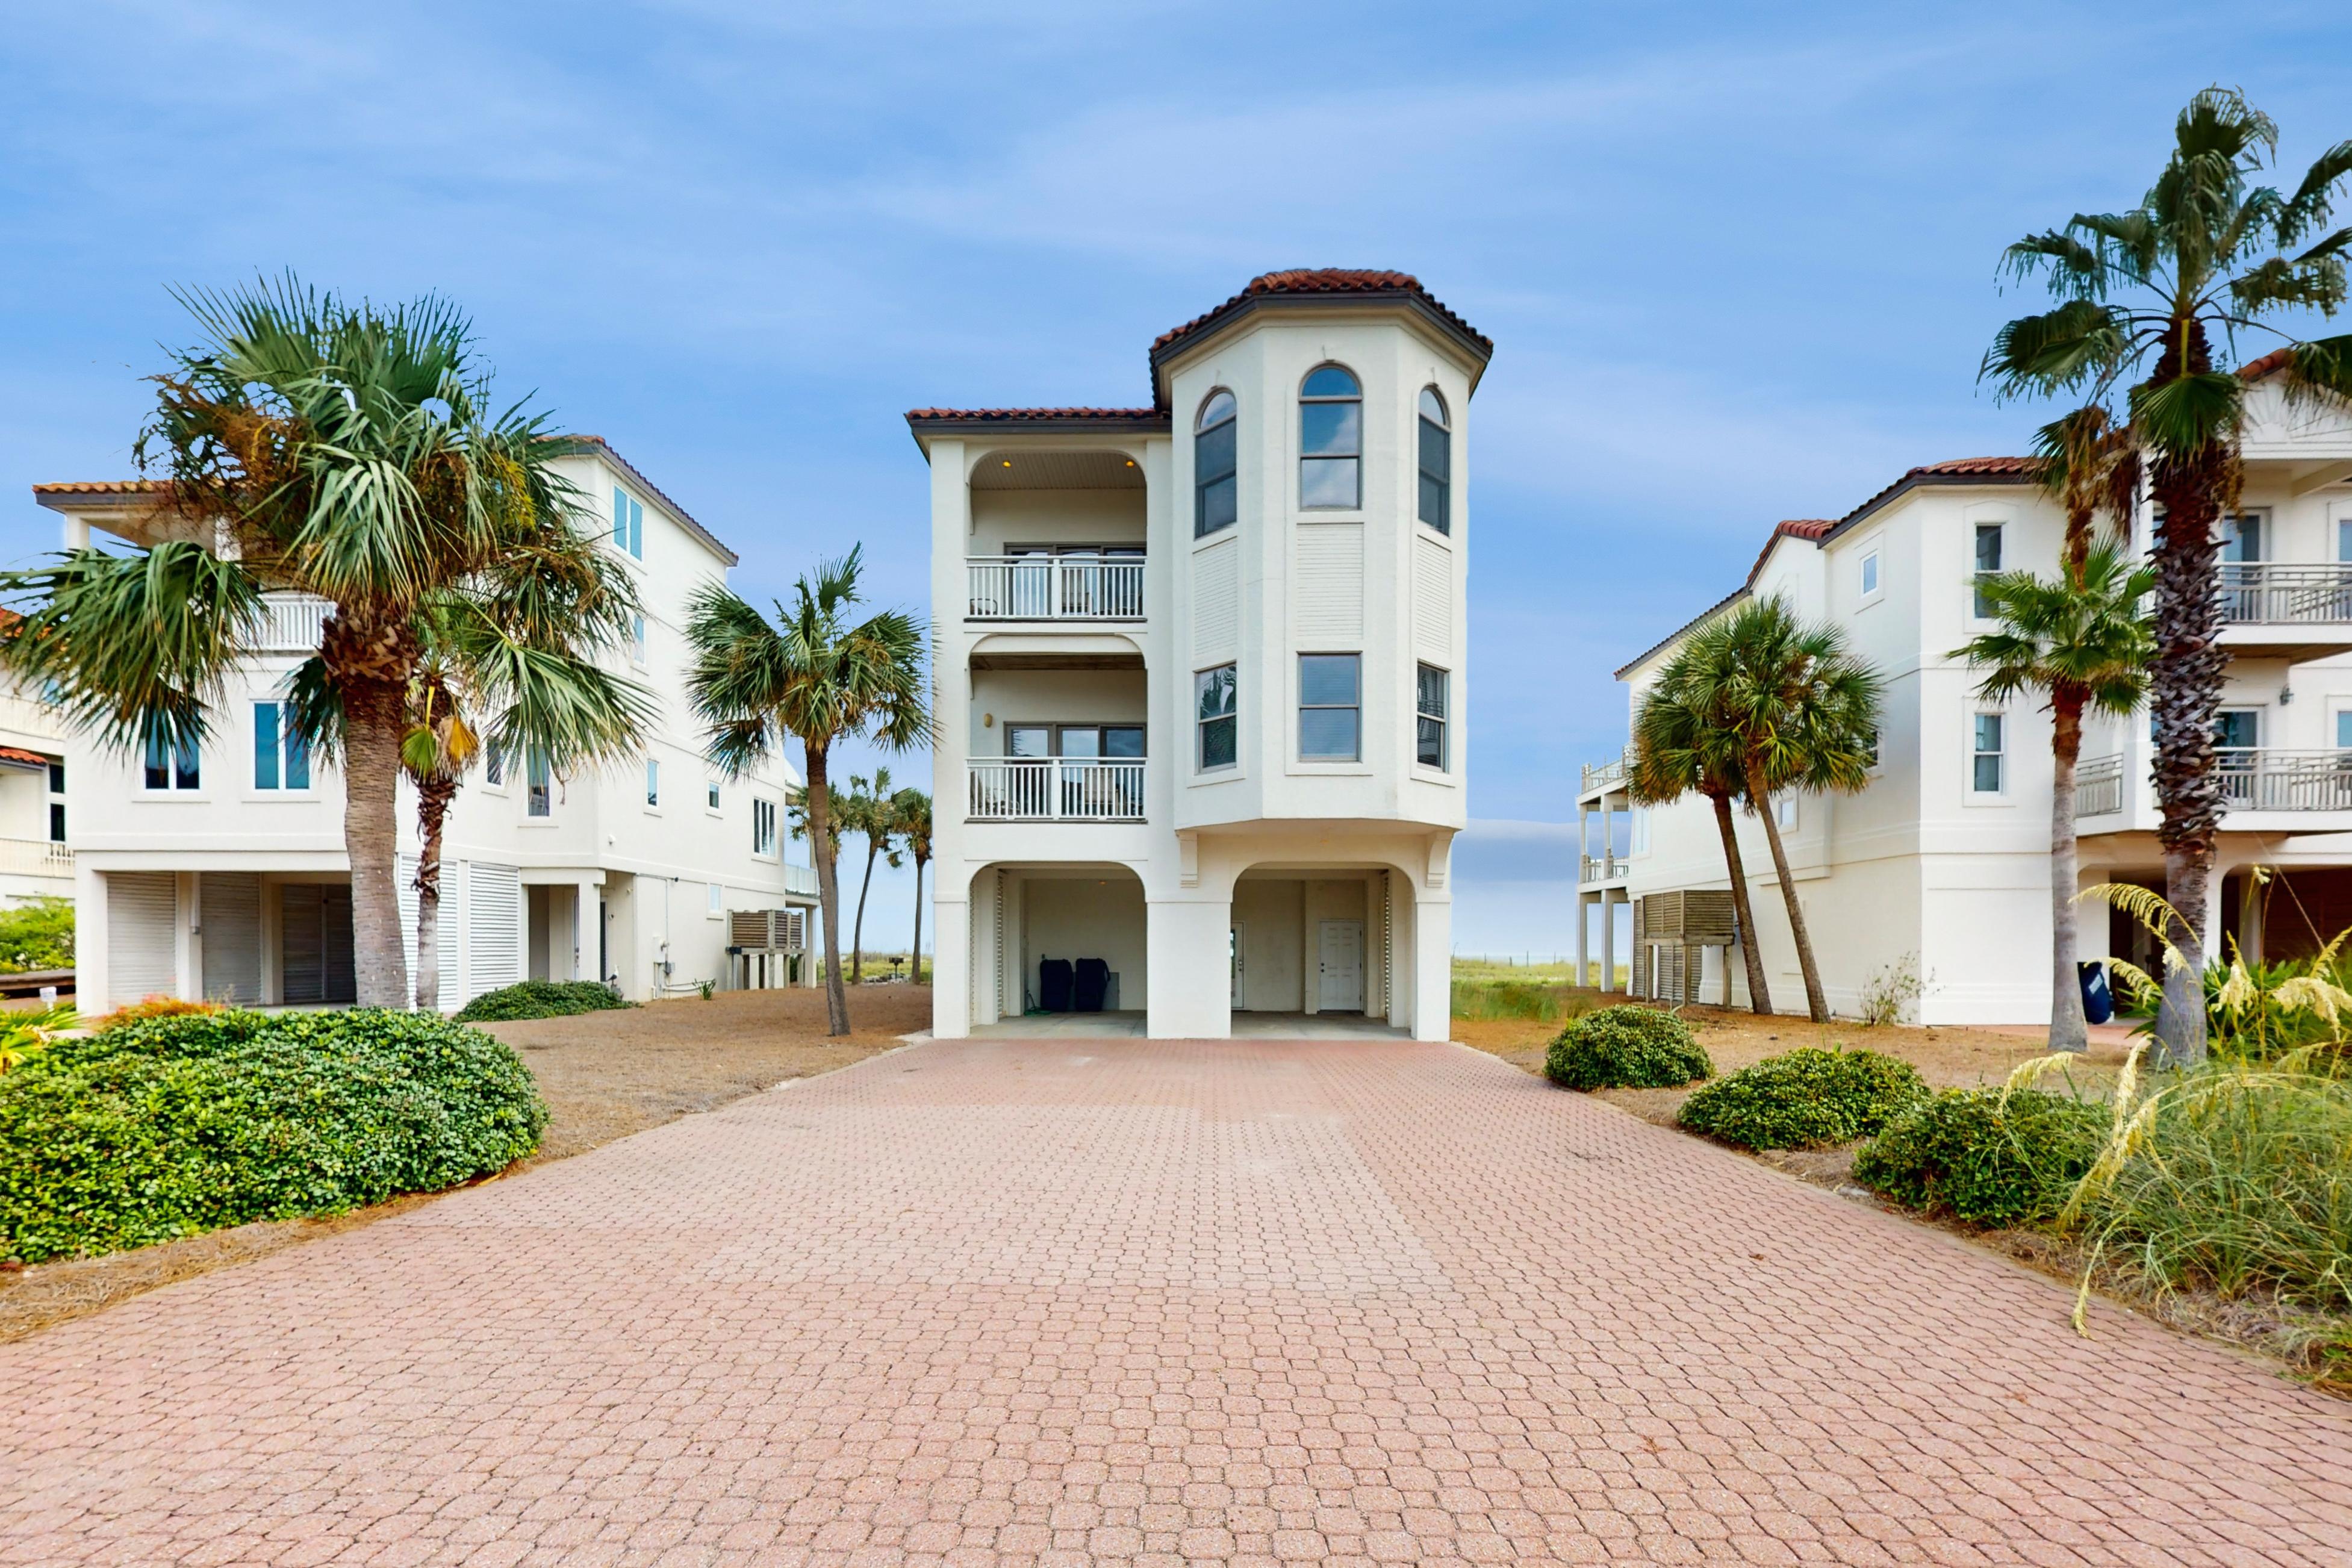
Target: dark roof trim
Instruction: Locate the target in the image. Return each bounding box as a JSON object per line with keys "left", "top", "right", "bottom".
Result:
{"left": 1819, "top": 459, "right": 2040, "bottom": 547}
{"left": 550, "top": 435, "right": 736, "bottom": 567}
{"left": 1148, "top": 281, "right": 1493, "bottom": 406}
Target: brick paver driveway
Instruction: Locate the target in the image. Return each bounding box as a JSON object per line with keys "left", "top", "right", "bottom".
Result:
{"left": 8, "top": 1038, "right": 2350, "bottom": 1567}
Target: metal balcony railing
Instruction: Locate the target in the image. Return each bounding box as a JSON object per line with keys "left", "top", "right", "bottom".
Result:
{"left": 2218, "top": 564, "right": 2352, "bottom": 626}
{"left": 2076, "top": 754, "right": 2124, "bottom": 818}
{"left": 968, "top": 758, "right": 1145, "bottom": 821}
{"left": 966, "top": 556, "right": 1144, "bottom": 621}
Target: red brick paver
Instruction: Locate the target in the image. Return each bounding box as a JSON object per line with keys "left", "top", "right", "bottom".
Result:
{"left": 6, "top": 1038, "right": 2350, "bottom": 1566}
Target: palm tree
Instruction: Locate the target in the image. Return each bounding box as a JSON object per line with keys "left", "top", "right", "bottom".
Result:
{"left": 1954, "top": 545, "right": 2156, "bottom": 1051}
{"left": 1629, "top": 656, "right": 1775, "bottom": 1016}
{"left": 1680, "top": 597, "right": 1884, "bottom": 1022}
{"left": 683, "top": 546, "right": 930, "bottom": 1036}
{"left": 0, "top": 276, "right": 638, "bottom": 1009}
{"left": 1982, "top": 86, "right": 2352, "bottom": 1064}
{"left": 2035, "top": 405, "right": 2141, "bottom": 585}
{"left": 845, "top": 766, "right": 901, "bottom": 983}
{"left": 893, "top": 786, "right": 933, "bottom": 985}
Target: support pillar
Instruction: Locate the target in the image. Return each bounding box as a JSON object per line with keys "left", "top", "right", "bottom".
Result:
{"left": 932, "top": 892, "right": 970, "bottom": 1038}
{"left": 1599, "top": 888, "right": 1617, "bottom": 994}
{"left": 1575, "top": 890, "right": 1590, "bottom": 989}
{"left": 1411, "top": 892, "right": 1452, "bottom": 1041}
{"left": 1148, "top": 897, "right": 1230, "bottom": 1038}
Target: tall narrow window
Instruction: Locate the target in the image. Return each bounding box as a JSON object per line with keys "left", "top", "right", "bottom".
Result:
{"left": 1973, "top": 523, "right": 2004, "bottom": 616}
{"left": 252, "top": 701, "right": 311, "bottom": 790}
{"left": 1416, "top": 662, "right": 1449, "bottom": 770}
{"left": 1416, "top": 387, "right": 1450, "bottom": 532}
{"left": 1860, "top": 550, "right": 1880, "bottom": 597}
{"left": 753, "top": 797, "right": 778, "bottom": 856}
{"left": 1299, "top": 653, "right": 1361, "bottom": 761}
{"left": 2220, "top": 512, "right": 2263, "bottom": 562}
{"left": 612, "top": 485, "right": 644, "bottom": 560}
{"left": 1971, "top": 712, "right": 2005, "bottom": 794}
{"left": 645, "top": 758, "right": 661, "bottom": 807}
{"left": 630, "top": 613, "right": 648, "bottom": 666}
{"left": 1196, "top": 664, "right": 1237, "bottom": 771}
{"left": 1195, "top": 390, "right": 1237, "bottom": 537}
{"left": 707, "top": 882, "right": 723, "bottom": 917}
{"left": 47, "top": 761, "right": 64, "bottom": 843}
{"left": 1299, "top": 365, "right": 1361, "bottom": 509}
{"left": 707, "top": 779, "right": 721, "bottom": 810}
{"left": 144, "top": 730, "right": 199, "bottom": 791}
{"left": 526, "top": 745, "right": 552, "bottom": 817}
{"left": 484, "top": 741, "right": 505, "bottom": 788}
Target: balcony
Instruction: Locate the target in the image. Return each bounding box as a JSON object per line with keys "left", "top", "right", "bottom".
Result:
{"left": 258, "top": 593, "right": 332, "bottom": 653}
{"left": 966, "top": 556, "right": 1143, "bottom": 622}
{"left": 2217, "top": 564, "right": 2352, "bottom": 662}
{"left": 783, "top": 862, "right": 820, "bottom": 898}
{"left": 0, "top": 838, "right": 72, "bottom": 879}
{"left": 2079, "top": 748, "right": 2352, "bottom": 821}
{"left": 1579, "top": 750, "right": 1631, "bottom": 796}
{"left": 1579, "top": 853, "right": 1628, "bottom": 884}
{"left": 968, "top": 758, "right": 1145, "bottom": 822}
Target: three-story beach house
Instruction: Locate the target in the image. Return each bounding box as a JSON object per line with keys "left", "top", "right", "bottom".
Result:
{"left": 34, "top": 438, "right": 817, "bottom": 1014}
{"left": 915, "top": 270, "right": 1486, "bottom": 1039}
{"left": 1584, "top": 356, "right": 2352, "bottom": 1022}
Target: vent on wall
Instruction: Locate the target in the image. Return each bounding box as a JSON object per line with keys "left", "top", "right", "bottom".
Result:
{"left": 1295, "top": 523, "right": 1364, "bottom": 642}
{"left": 1413, "top": 535, "right": 1452, "bottom": 660}
{"left": 1193, "top": 539, "right": 1239, "bottom": 661}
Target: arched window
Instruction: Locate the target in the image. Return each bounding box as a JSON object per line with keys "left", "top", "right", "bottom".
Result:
{"left": 1417, "top": 387, "right": 1450, "bottom": 534}
{"left": 1194, "top": 390, "right": 1237, "bottom": 538}
{"left": 1299, "top": 364, "right": 1360, "bottom": 509}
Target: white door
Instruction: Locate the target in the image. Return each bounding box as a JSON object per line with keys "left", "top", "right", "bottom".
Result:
{"left": 1230, "top": 923, "right": 1245, "bottom": 1007}
{"left": 1317, "top": 919, "right": 1365, "bottom": 1012}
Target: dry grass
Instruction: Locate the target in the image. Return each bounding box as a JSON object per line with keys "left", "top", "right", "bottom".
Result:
{"left": 0, "top": 984, "right": 929, "bottom": 1343}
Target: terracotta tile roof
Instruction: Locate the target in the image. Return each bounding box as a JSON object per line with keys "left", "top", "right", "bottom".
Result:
{"left": 30, "top": 479, "right": 164, "bottom": 496}
{"left": 906, "top": 406, "right": 1163, "bottom": 424}
{"left": 1746, "top": 518, "right": 1835, "bottom": 585}
{"left": 2241, "top": 347, "right": 2295, "bottom": 382}
{"left": 1146, "top": 269, "right": 1493, "bottom": 403}
{"left": 0, "top": 747, "right": 53, "bottom": 770}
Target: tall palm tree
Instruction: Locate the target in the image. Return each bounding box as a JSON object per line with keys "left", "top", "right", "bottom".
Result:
{"left": 1629, "top": 656, "right": 1775, "bottom": 1016}
{"left": 1680, "top": 597, "right": 1884, "bottom": 1023}
{"left": 845, "top": 766, "right": 901, "bottom": 984}
{"left": 2035, "top": 405, "right": 2141, "bottom": 585}
{"left": 1982, "top": 87, "right": 2352, "bottom": 1064}
{"left": 0, "top": 276, "right": 636, "bottom": 1009}
{"left": 893, "top": 786, "right": 933, "bottom": 985}
{"left": 684, "top": 546, "right": 930, "bottom": 1036}
{"left": 1954, "top": 546, "right": 2156, "bottom": 1051}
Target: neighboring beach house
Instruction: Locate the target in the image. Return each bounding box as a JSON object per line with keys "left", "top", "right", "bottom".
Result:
{"left": 1581, "top": 360, "right": 2352, "bottom": 1024}
{"left": 915, "top": 270, "right": 1484, "bottom": 1040}
{"left": 33, "top": 438, "right": 817, "bottom": 1014}
{"left": 0, "top": 653, "right": 71, "bottom": 910}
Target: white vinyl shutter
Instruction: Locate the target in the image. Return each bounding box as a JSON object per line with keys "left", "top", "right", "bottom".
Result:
{"left": 107, "top": 871, "right": 176, "bottom": 1007}
{"left": 465, "top": 862, "right": 523, "bottom": 1001}
{"left": 198, "top": 873, "right": 262, "bottom": 1004}
{"left": 396, "top": 853, "right": 458, "bottom": 1009}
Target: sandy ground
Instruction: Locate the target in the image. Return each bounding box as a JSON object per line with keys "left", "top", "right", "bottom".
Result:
{"left": 0, "top": 984, "right": 929, "bottom": 1343}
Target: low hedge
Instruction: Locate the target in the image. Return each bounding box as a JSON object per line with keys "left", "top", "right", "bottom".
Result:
{"left": 0, "top": 1009, "right": 546, "bottom": 1263}
{"left": 453, "top": 980, "right": 632, "bottom": 1023}
{"left": 1545, "top": 1006, "right": 1712, "bottom": 1090}
{"left": 1676, "top": 1047, "right": 1928, "bottom": 1150}
{"left": 1853, "top": 1087, "right": 2108, "bottom": 1227}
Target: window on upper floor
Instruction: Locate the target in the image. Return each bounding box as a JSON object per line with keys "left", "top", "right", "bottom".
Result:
{"left": 752, "top": 797, "right": 779, "bottom": 857}
{"left": 613, "top": 486, "right": 644, "bottom": 560}
{"left": 1417, "top": 388, "right": 1450, "bottom": 534}
{"left": 1195, "top": 390, "right": 1237, "bottom": 538}
{"left": 1196, "top": 664, "right": 1237, "bottom": 771}
{"left": 707, "top": 779, "right": 721, "bottom": 811}
{"left": 2220, "top": 511, "right": 2264, "bottom": 562}
{"left": 484, "top": 740, "right": 505, "bottom": 789}
{"left": 1299, "top": 653, "right": 1361, "bottom": 761}
{"left": 1973, "top": 523, "right": 2004, "bottom": 617}
{"left": 1629, "top": 805, "right": 1650, "bottom": 856}
{"left": 707, "top": 881, "right": 723, "bottom": 918}
{"left": 143, "top": 729, "right": 199, "bottom": 792}
{"left": 1299, "top": 365, "right": 1361, "bottom": 509}
{"left": 1971, "top": 712, "right": 2006, "bottom": 795}
{"left": 630, "top": 614, "right": 648, "bottom": 667}
{"left": 1860, "top": 549, "right": 1881, "bottom": 599}
{"left": 645, "top": 758, "right": 661, "bottom": 808}
{"left": 252, "top": 701, "right": 311, "bottom": 791}
{"left": 46, "top": 761, "right": 64, "bottom": 842}
{"left": 526, "top": 745, "right": 552, "bottom": 818}
{"left": 1416, "top": 662, "right": 1449, "bottom": 771}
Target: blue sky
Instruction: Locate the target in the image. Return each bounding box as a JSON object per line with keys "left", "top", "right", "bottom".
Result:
{"left": 5, "top": 2, "right": 2350, "bottom": 955}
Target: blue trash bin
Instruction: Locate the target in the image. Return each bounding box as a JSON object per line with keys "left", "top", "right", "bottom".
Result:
{"left": 2078, "top": 961, "right": 2114, "bottom": 1025}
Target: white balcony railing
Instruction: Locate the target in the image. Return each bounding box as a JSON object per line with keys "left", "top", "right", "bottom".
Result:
{"left": 966, "top": 556, "right": 1144, "bottom": 621}
{"left": 2219, "top": 564, "right": 2352, "bottom": 626}
{"left": 1580, "top": 750, "right": 1632, "bottom": 794}
{"left": 968, "top": 758, "right": 1145, "bottom": 821}
{"left": 258, "top": 592, "right": 332, "bottom": 652}
{"left": 0, "top": 838, "right": 72, "bottom": 879}
{"left": 1579, "top": 853, "right": 1628, "bottom": 883}
{"left": 2079, "top": 748, "right": 2352, "bottom": 815}
{"left": 783, "top": 862, "right": 820, "bottom": 898}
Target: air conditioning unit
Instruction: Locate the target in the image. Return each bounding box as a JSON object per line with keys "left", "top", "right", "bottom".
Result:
{"left": 729, "top": 908, "right": 807, "bottom": 953}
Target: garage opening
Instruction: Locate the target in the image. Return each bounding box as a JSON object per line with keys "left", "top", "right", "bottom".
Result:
{"left": 975, "top": 866, "right": 1146, "bottom": 1036}
{"left": 1230, "top": 870, "right": 1405, "bottom": 1036}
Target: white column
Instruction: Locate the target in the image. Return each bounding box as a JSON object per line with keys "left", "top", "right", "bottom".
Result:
{"left": 932, "top": 892, "right": 970, "bottom": 1038}
{"left": 573, "top": 876, "right": 599, "bottom": 984}
{"left": 1148, "top": 897, "right": 1230, "bottom": 1038}
{"left": 1575, "top": 891, "right": 1590, "bottom": 989}
{"left": 1411, "top": 892, "right": 1451, "bottom": 1041}
{"left": 75, "top": 862, "right": 109, "bottom": 1015}
{"left": 175, "top": 871, "right": 200, "bottom": 1001}
{"left": 1599, "top": 889, "right": 1617, "bottom": 994}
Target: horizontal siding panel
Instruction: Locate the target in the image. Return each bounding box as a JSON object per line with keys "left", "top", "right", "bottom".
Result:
{"left": 1413, "top": 535, "right": 1452, "bottom": 661}
{"left": 1294, "top": 523, "right": 1363, "bottom": 644}
{"left": 1192, "top": 539, "right": 1239, "bottom": 661}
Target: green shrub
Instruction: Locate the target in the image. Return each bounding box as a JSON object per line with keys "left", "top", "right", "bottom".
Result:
{"left": 0, "top": 1008, "right": 547, "bottom": 1263}
{"left": 1855, "top": 1088, "right": 2108, "bottom": 1226}
{"left": 1545, "top": 1005, "right": 1712, "bottom": 1089}
{"left": 0, "top": 895, "right": 73, "bottom": 973}
{"left": 453, "top": 979, "right": 632, "bottom": 1023}
{"left": 1676, "top": 1046, "right": 1929, "bottom": 1150}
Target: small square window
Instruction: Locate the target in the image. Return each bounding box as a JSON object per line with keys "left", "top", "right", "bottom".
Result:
{"left": 484, "top": 741, "right": 505, "bottom": 789}
{"left": 144, "top": 730, "right": 200, "bottom": 791}
{"left": 1860, "top": 550, "right": 1880, "bottom": 597}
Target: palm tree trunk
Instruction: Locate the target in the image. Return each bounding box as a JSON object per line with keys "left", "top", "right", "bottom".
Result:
{"left": 851, "top": 841, "right": 880, "bottom": 983}
{"left": 1749, "top": 768, "right": 1829, "bottom": 1022}
{"left": 343, "top": 689, "right": 410, "bottom": 1010}
{"left": 413, "top": 772, "right": 458, "bottom": 1013}
{"left": 910, "top": 856, "right": 926, "bottom": 986}
{"left": 806, "top": 744, "right": 851, "bottom": 1036}
{"left": 1709, "top": 789, "right": 1774, "bottom": 1016}
{"left": 2048, "top": 691, "right": 2088, "bottom": 1052}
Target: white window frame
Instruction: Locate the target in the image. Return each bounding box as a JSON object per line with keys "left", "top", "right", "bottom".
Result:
{"left": 2333, "top": 499, "right": 2352, "bottom": 564}
{"left": 707, "top": 882, "right": 724, "bottom": 919}
{"left": 1628, "top": 804, "right": 1650, "bottom": 856}
{"left": 1297, "top": 652, "right": 1363, "bottom": 764}
{"left": 706, "top": 779, "right": 723, "bottom": 815}
{"left": 613, "top": 485, "right": 645, "bottom": 561}
{"left": 1858, "top": 543, "right": 1882, "bottom": 605}
{"left": 1972, "top": 522, "right": 2005, "bottom": 620}
{"left": 1195, "top": 663, "right": 1238, "bottom": 774}
{"left": 525, "top": 745, "right": 553, "bottom": 820}
{"left": 140, "top": 730, "right": 203, "bottom": 795}
{"left": 250, "top": 700, "right": 314, "bottom": 793}
{"left": 482, "top": 739, "right": 508, "bottom": 794}
{"left": 644, "top": 757, "right": 661, "bottom": 812}
{"left": 1968, "top": 709, "right": 2008, "bottom": 800}
{"left": 1414, "top": 662, "right": 1450, "bottom": 774}
{"left": 630, "top": 613, "right": 649, "bottom": 667}
{"left": 752, "top": 796, "right": 779, "bottom": 859}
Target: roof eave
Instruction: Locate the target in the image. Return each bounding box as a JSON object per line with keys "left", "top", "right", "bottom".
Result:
{"left": 1147, "top": 290, "right": 1494, "bottom": 408}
